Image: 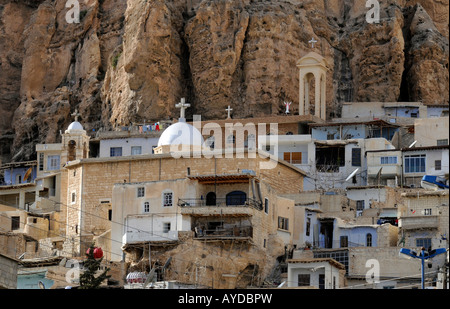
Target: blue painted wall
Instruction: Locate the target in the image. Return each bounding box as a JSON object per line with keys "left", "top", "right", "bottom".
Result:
{"left": 3, "top": 166, "right": 37, "bottom": 185}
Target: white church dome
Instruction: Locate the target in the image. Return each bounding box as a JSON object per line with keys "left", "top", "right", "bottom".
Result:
{"left": 157, "top": 121, "right": 204, "bottom": 147}
{"left": 67, "top": 121, "right": 84, "bottom": 131}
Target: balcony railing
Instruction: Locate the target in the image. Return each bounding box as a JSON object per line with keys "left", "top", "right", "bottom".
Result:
{"left": 195, "top": 226, "right": 253, "bottom": 239}
{"left": 178, "top": 198, "right": 263, "bottom": 211}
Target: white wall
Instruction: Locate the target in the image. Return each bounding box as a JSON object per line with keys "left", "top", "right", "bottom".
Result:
{"left": 99, "top": 137, "right": 159, "bottom": 157}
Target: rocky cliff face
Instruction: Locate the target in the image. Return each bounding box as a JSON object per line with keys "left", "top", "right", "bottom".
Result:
{"left": 0, "top": 0, "right": 448, "bottom": 162}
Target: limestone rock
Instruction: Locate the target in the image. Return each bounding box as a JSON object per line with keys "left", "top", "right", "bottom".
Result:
{"left": 0, "top": 0, "right": 448, "bottom": 161}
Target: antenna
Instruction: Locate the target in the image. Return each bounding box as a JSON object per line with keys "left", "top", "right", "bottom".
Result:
{"left": 345, "top": 168, "right": 359, "bottom": 182}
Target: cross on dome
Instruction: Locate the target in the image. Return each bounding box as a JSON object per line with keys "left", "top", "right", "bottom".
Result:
{"left": 71, "top": 108, "right": 81, "bottom": 122}
{"left": 175, "top": 98, "right": 190, "bottom": 121}
{"left": 226, "top": 105, "right": 233, "bottom": 119}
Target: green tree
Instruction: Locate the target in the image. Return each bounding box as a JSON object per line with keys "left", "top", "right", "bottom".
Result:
{"left": 79, "top": 245, "right": 111, "bottom": 289}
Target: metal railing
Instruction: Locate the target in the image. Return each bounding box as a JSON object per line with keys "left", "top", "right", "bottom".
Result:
{"left": 178, "top": 197, "right": 263, "bottom": 211}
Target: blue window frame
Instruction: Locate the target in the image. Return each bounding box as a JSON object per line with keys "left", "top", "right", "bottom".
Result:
{"left": 404, "top": 154, "right": 425, "bottom": 173}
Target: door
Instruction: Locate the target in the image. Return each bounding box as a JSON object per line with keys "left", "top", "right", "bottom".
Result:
{"left": 206, "top": 192, "right": 216, "bottom": 206}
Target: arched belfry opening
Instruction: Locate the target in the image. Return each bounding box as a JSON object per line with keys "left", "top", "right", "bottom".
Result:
{"left": 68, "top": 140, "right": 77, "bottom": 161}
{"left": 297, "top": 52, "right": 329, "bottom": 121}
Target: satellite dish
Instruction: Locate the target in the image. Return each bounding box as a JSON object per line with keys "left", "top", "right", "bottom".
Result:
{"left": 345, "top": 168, "right": 359, "bottom": 182}
{"left": 38, "top": 281, "right": 45, "bottom": 289}
{"left": 409, "top": 140, "right": 417, "bottom": 148}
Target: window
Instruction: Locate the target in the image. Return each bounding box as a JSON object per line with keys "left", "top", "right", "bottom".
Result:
{"left": 39, "top": 153, "right": 44, "bottom": 171}
{"left": 356, "top": 200, "right": 365, "bottom": 211}
{"left": 340, "top": 236, "right": 348, "bottom": 248}
{"left": 205, "top": 136, "right": 215, "bottom": 149}
{"left": 226, "top": 135, "right": 235, "bottom": 144}
{"left": 381, "top": 156, "right": 398, "bottom": 164}
{"left": 247, "top": 134, "right": 256, "bottom": 150}
{"left": 306, "top": 218, "right": 311, "bottom": 236}
{"left": 11, "top": 216, "right": 20, "bottom": 230}
{"left": 437, "top": 139, "right": 448, "bottom": 146}
{"left": 416, "top": 238, "right": 432, "bottom": 251}
{"left": 352, "top": 148, "right": 361, "bottom": 167}
{"left": 143, "top": 202, "right": 150, "bottom": 213}
{"left": 137, "top": 187, "right": 145, "bottom": 198}
{"left": 264, "top": 198, "right": 269, "bottom": 214}
{"left": 435, "top": 160, "right": 442, "bottom": 171}
{"left": 424, "top": 208, "right": 432, "bottom": 216}
{"left": 71, "top": 192, "right": 76, "bottom": 203}
{"left": 110, "top": 147, "right": 122, "bottom": 157}
{"left": 366, "top": 233, "right": 372, "bottom": 247}
{"left": 297, "top": 274, "right": 310, "bottom": 287}
{"left": 404, "top": 154, "right": 426, "bottom": 173}
{"left": 163, "top": 192, "right": 173, "bottom": 207}
{"left": 327, "top": 133, "right": 335, "bottom": 140}
{"left": 283, "top": 152, "right": 302, "bottom": 164}
{"left": 410, "top": 112, "right": 418, "bottom": 118}
{"left": 163, "top": 222, "right": 171, "bottom": 233}
{"left": 47, "top": 155, "right": 60, "bottom": 171}
{"left": 131, "top": 146, "right": 142, "bottom": 155}
{"left": 319, "top": 274, "right": 325, "bottom": 289}
{"left": 278, "top": 217, "right": 289, "bottom": 230}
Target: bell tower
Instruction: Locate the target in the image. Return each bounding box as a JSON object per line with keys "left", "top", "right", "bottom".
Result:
{"left": 297, "top": 51, "right": 329, "bottom": 121}
{"left": 61, "top": 109, "right": 90, "bottom": 164}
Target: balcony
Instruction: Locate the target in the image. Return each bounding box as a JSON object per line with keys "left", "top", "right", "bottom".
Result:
{"left": 398, "top": 215, "right": 439, "bottom": 230}
{"left": 194, "top": 225, "right": 253, "bottom": 240}
{"left": 178, "top": 197, "right": 263, "bottom": 218}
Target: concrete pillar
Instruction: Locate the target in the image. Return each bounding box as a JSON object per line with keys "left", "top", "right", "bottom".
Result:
{"left": 315, "top": 74, "right": 321, "bottom": 118}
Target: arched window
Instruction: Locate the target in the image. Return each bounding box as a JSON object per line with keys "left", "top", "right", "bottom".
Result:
{"left": 226, "top": 135, "right": 235, "bottom": 144}
{"left": 205, "top": 136, "right": 215, "bottom": 149}
{"left": 366, "top": 233, "right": 372, "bottom": 247}
{"left": 226, "top": 191, "right": 246, "bottom": 206}
{"left": 143, "top": 202, "right": 150, "bottom": 213}
{"left": 206, "top": 192, "right": 216, "bottom": 206}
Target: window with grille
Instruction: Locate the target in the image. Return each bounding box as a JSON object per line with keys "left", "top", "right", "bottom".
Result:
{"left": 137, "top": 187, "right": 145, "bottom": 198}
{"left": 110, "top": 147, "right": 122, "bottom": 157}
{"left": 356, "top": 200, "right": 365, "bottom": 211}
{"left": 39, "top": 153, "right": 44, "bottom": 171}
{"left": 143, "top": 202, "right": 149, "bottom": 213}
{"left": 47, "top": 155, "right": 60, "bottom": 170}
{"left": 381, "top": 156, "right": 398, "bottom": 164}
{"left": 163, "top": 192, "right": 173, "bottom": 207}
{"left": 416, "top": 238, "right": 432, "bottom": 251}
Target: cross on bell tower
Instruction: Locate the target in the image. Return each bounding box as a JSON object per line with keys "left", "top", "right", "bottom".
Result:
{"left": 175, "top": 98, "right": 190, "bottom": 122}
{"left": 226, "top": 106, "right": 233, "bottom": 119}
{"left": 308, "top": 37, "right": 318, "bottom": 49}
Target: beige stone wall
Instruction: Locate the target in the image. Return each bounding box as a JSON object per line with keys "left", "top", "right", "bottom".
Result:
{"left": 64, "top": 153, "right": 304, "bottom": 258}
{"left": 0, "top": 254, "right": 18, "bottom": 289}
